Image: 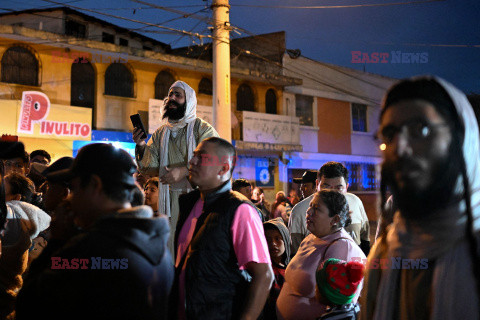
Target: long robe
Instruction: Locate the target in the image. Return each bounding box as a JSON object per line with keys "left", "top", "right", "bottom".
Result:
{"left": 136, "top": 117, "right": 218, "bottom": 253}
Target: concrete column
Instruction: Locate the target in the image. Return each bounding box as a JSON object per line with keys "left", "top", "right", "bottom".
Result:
{"left": 212, "top": 0, "right": 231, "bottom": 141}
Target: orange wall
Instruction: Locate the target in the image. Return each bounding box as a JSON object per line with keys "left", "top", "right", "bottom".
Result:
{"left": 317, "top": 97, "right": 351, "bottom": 154}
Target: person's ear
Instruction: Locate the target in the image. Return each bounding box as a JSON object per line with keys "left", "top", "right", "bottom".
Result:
{"left": 62, "top": 187, "right": 70, "bottom": 200}
{"left": 218, "top": 161, "right": 231, "bottom": 177}
{"left": 12, "top": 193, "right": 22, "bottom": 201}
{"left": 346, "top": 182, "right": 349, "bottom": 191}
{"left": 331, "top": 215, "right": 340, "bottom": 227}
{"left": 89, "top": 175, "right": 103, "bottom": 195}
{"left": 315, "top": 179, "right": 320, "bottom": 191}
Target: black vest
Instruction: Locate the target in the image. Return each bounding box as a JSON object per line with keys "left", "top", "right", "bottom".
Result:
{"left": 175, "top": 182, "right": 254, "bottom": 320}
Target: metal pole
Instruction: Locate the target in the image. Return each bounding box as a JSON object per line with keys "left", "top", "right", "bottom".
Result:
{"left": 212, "top": 0, "right": 231, "bottom": 141}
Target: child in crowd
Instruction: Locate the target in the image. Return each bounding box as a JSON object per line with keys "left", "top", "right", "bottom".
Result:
{"left": 263, "top": 218, "right": 291, "bottom": 320}
{"left": 315, "top": 258, "right": 365, "bottom": 320}
{"left": 270, "top": 191, "right": 292, "bottom": 225}
{"left": 144, "top": 177, "right": 160, "bottom": 217}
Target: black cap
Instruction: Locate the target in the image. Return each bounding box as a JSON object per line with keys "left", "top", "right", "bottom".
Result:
{"left": 0, "top": 141, "right": 25, "bottom": 160}
{"left": 293, "top": 170, "right": 317, "bottom": 184}
{"left": 48, "top": 143, "right": 137, "bottom": 186}
{"left": 40, "top": 157, "right": 75, "bottom": 182}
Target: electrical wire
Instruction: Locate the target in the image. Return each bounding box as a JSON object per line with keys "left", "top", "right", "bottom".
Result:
{"left": 39, "top": 0, "right": 214, "bottom": 40}
{"left": 0, "top": 1, "right": 417, "bottom": 103}
{"left": 230, "top": 0, "right": 444, "bottom": 9}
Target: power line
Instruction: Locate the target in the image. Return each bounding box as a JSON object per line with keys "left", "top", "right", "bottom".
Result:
{"left": 129, "top": 7, "right": 209, "bottom": 35}
{"left": 129, "top": 0, "right": 212, "bottom": 24}
{"left": 231, "top": 0, "right": 444, "bottom": 9}
{"left": 40, "top": 0, "right": 214, "bottom": 41}
{"left": 2, "top": 2, "right": 392, "bottom": 103}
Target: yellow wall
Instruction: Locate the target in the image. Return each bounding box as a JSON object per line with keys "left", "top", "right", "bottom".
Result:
{"left": 0, "top": 38, "right": 286, "bottom": 134}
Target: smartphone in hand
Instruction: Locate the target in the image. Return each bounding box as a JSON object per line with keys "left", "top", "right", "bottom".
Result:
{"left": 130, "top": 114, "right": 147, "bottom": 139}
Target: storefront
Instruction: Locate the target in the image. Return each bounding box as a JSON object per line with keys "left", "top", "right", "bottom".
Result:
{"left": 0, "top": 91, "right": 92, "bottom": 160}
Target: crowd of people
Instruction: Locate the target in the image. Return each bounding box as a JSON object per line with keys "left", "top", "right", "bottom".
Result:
{"left": 0, "top": 75, "right": 478, "bottom": 320}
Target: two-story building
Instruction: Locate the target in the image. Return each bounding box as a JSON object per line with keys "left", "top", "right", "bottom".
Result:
{"left": 0, "top": 8, "right": 301, "bottom": 199}
{"left": 282, "top": 54, "right": 397, "bottom": 221}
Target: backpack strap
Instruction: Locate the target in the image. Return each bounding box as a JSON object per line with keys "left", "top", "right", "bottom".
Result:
{"left": 321, "top": 236, "right": 354, "bottom": 261}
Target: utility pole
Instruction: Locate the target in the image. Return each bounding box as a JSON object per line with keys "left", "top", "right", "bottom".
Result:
{"left": 212, "top": 0, "right": 231, "bottom": 141}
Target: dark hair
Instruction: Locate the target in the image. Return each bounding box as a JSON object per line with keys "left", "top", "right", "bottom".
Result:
{"left": 20, "top": 151, "right": 29, "bottom": 164}
{"left": 232, "top": 178, "right": 251, "bottom": 191}
{"left": 254, "top": 187, "right": 264, "bottom": 194}
{"left": 0, "top": 141, "right": 26, "bottom": 233}
{"left": 5, "top": 173, "right": 42, "bottom": 207}
{"left": 271, "top": 192, "right": 292, "bottom": 218}
{"left": 130, "top": 183, "right": 145, "bottom": 207}
{"left": 145, "top": 177, "right": 159, "bottom": 189}
{"left": 80, "top": 174, "right": 135, "bottom": 203}
{"left": 30, "top": 149, "right": 51, "bottom": 163}
{"left": 317, "top": 189, "right": 350, "bottom": 228}
{"left": 203, "top": 137, "right": 237, "bottom": 175}
{"left": 318, "top": 161, "right": 348, "bottom": 182}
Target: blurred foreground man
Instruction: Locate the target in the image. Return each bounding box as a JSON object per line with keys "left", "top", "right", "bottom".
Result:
{"left": 16, "top": 143, "right": 173, "bottom": 320}
{"left": 362, "top": 76, "right": 480, "bottom": 319}
{"left": 172, "top": 137, "right": 273, "bottom": 320}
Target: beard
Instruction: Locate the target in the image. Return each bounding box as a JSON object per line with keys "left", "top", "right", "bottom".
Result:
{"left": 382, "top": 152, "right": 460, "bottom": 219}
{"left": 162, "top": 100, "right": 186, "bottom": 121}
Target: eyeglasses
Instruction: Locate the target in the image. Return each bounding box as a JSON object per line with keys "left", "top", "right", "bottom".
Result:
{"left": 376, "top": 119, "right": 449, "bottom": 144}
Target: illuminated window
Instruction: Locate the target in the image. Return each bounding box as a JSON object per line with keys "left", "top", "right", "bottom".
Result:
{"left": 345, "top": 162, "right": 379, "bottom": 191}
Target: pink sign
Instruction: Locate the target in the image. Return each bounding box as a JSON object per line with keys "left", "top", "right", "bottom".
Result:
{"left": 18, "top": 91, "right": 50, "bottom": 134}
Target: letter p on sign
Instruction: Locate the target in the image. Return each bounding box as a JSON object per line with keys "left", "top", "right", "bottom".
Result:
{"left": 18, "top": 91, "right": 50, "bottom": 134}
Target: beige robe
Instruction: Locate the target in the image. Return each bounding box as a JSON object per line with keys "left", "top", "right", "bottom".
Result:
{"left": 136, "top": 117, "right": 218, "bottom": 253}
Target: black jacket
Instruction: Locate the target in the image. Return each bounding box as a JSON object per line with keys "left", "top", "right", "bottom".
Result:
{"left": 174, "top": 181, "right": 255, "bottom": 320}
{"left": 16, "top": 205, "right": 174, "bottom": 320}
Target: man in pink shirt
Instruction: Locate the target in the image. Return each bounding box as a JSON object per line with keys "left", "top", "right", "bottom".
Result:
{"left": 171, "top": 137, "right": 273, "bottom": 320}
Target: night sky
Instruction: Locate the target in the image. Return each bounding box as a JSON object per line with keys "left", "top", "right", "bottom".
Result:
{"left": 2, "top": 0, "right": 479, "bottom": 93}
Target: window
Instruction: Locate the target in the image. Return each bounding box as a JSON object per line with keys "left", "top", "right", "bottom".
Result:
{"left": 345, "top": 162, "right": 378, "bottom": 192}
{"left": 102, "top": 32, "right": 115, "bottom": 44}
{"left": 105, "top": 63, "right": 134, "bottom": 98}
{"left": 155, "top": 71, "right": 175, "bottom": 100}
{"left": 295, "top": 94, "right": 314, "bottom": 126}
{"left": 65, "top": 20, "right": 86, "bottom": 38}
{"left": 198, "top": 77, "right": 212, "bottom": 95}
{"left": 1, "top": 46, "right": 38, "bottom": 86}
{"left": 71, "top": 61, "right": 95, "bottom": 108}
{"left": 265, "top": 89, "right": 277, "bottom": 114}
{"left": 236, "top": 83, "right": 255, "bottom": 111}
{"left": 143, "top": 45, "right": 152, "bottom": 51}
{"left": 119, "top": 38, "right": 129, "bottom": 47}
{"left": 352, "top": 103, "right": 367, "bottom": 132}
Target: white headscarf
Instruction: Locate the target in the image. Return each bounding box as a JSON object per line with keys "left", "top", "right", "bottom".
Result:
{"left": 158, "top": 80, "right": 197, "bottom": 217}
{"left": 365, "top": 76, "right": 480, "bottom": 319}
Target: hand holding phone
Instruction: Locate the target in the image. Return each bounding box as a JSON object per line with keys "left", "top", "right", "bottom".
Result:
{"left": 130, "top": 114, "right": 147, "bottom": 141}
